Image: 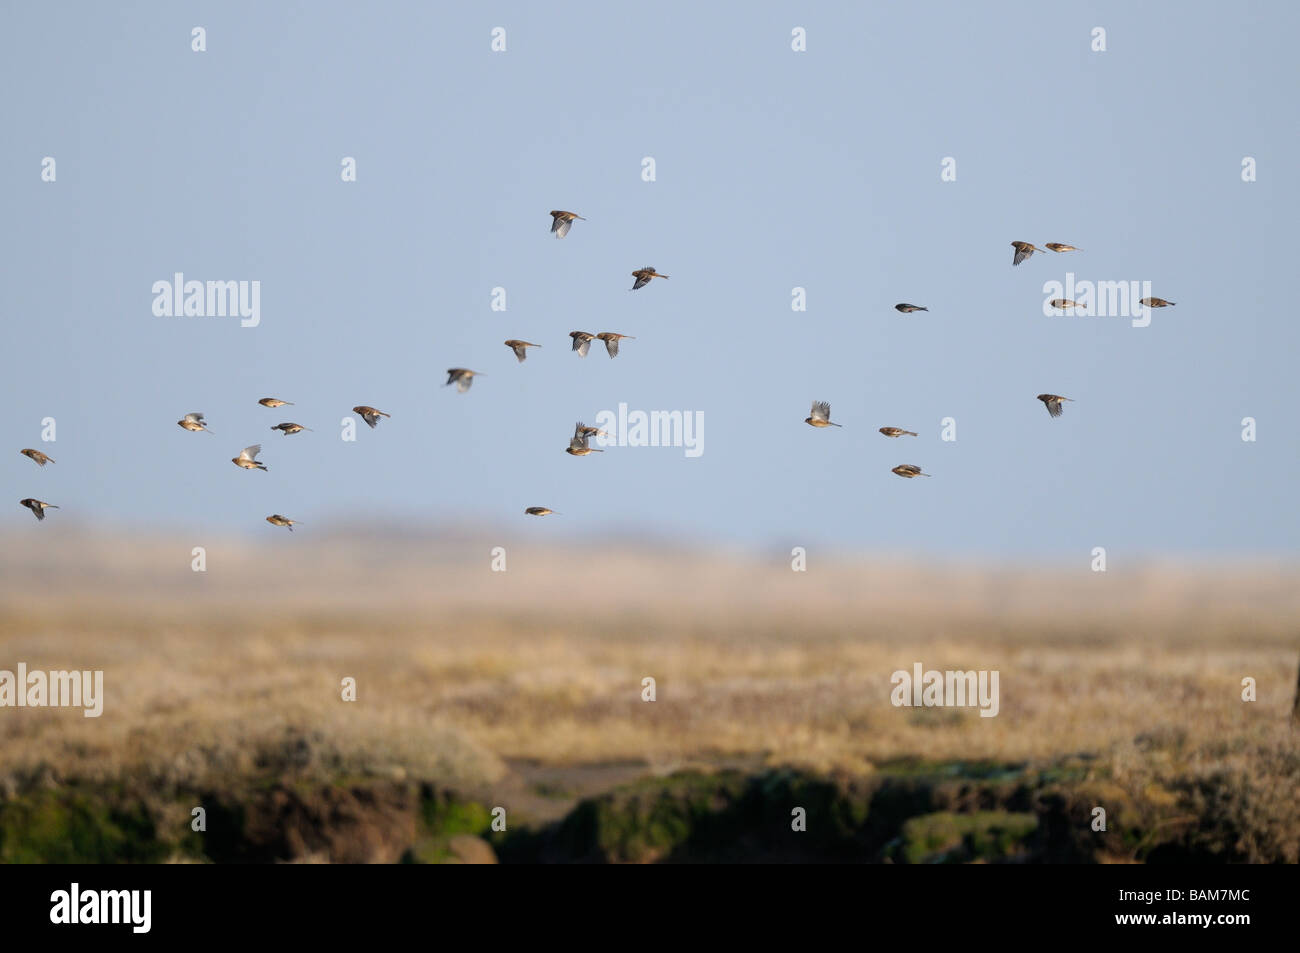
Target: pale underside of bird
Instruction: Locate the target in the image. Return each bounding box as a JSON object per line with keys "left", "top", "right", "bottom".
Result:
{"left": 1050, "top": 299, "right": 1083, "bottom": 309}
{"left": 595, "top": 332, "right": 635, "bottom": 358}
{"left": 1037, "top": 394, "right": 1073, "bottom": 418}
{"left": 631, "top": 267, "right": 668, "bottom": 290}
{"left": 1140, "top": 297, "right": 1176, "bottom": 307}
{"left": 266, "top": 514, "right": 298, "bottom": 531}
{"left": 504, "top": 339, "right": 541, "bottom": 363}
{"left": 233, "top": 444, "right": 268, "bottom": 470}
{"left": 20, "top": 448, "right": 55, "bottom": 466}
{"left": 178, "top": 412, "right": 213, "bottom": 433}
{"left": 892, "top": 464, "right": 930, "bottom": 478}
{"left": 894, "top": 303, "right": 928, "bottom": 313}
{"left": 567, "top": 421, "right": 605, "bottom": 455}
{"left": 805, "top": 401, "right": 841, "bottom": 428}
{"left": 569, "top": 331, "right": 595, "bottom": 357}
{"left": 445, "top": 368, "right": 482, "bottom": 393}
{"left": 353, "top": 406, "right": 390, "bottom": 429}
{"left": 878, "top": 427, "right": 918, "bottom": 438}
{"left": 549, "top": 210, "right": 585, "bottom": 238}
{"left": 1045, "top": 243, "right": 1080, "bottom": 253}
{"left": 20, "top": 498, "right": 59, "bottom": 520}
{"left": 525, "top": 506, "right": 559, "bottom": 516}
{"left": 1011, "top": 241, "right": 1047, "bottom": 265}
{"left": 258, "top": 398, "right": 293, "bottom": 408}
{"left": 271, "top": 422, "right": 312, "bottom": 435}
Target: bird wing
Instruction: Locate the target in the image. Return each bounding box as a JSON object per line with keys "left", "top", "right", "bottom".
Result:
{"left": 554, "top": 218, "right": 572, "bottom": 238}
{"left": 241, "top": 444, "right": 261, "bottom": 460}
{"left": 1013, "top": 246, "right": 1030, "bottom": 265}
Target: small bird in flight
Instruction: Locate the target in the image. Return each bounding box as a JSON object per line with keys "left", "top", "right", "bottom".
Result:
{"left": 1011, "top": 241, "right": 1048, "bottom": 265}
{"left": 569, "top": 331, "right": 595, "bottom": 357}
{"left": 894, "top": 303, "right": 928, "bottom": 313}
{"left": 20, "top": 449, "right": 55, "bottom": 466}
{"left": 596, "top": 332, "right": 635, "bottom": 358}
{"left": 805, "top": 401, "right": 842, "bottom": 428}
{"left": 1139, "top": 297, "right": 1176, "bottom": 308}
{"left": 232, "top": 444, "right": 268, "bottom": 471}
{"left": 1049, "top": 299, "right": 1083, "bottom": 309}
{"left": 178, "top": 412, "right": 214, "bottom": 434}
{"left": 566, "top": 422, "right": 605, "bottom": 456}
{"left": 266, "top": 514, "right": 299, "bottom": 531}
{"left": 549, "top": 210, "right": 585, "bottom": 238}
{"left": 525, "top": 507, "right": 560, "bottom": 516}
{"left": 1045, "top": 243, "right": 1080, "bottom": 253}
{"left": 271, "top": 422, "right": 312, "bottom": 435}
{"left": 878, "top": 427, "right": 918, "bottom": 438}
{"left": 353, "top": 406, "right": 390, "bottom": 429}
{"left": 891, "top": 464, "right": 930, "bottom": 479}
{"left": 20, "top": 498, "right": 59, "bottom": 520}
{"left": 1036, "top": 394, "right": 1073, "bottom": 418}
{"left": 259, "top": 398, "right": 293, "bottom": 408}
{"left": 631, "top": 267, "right": 669, "bottom": 290}
{"left": 504, "top": 339, "right": 541, "bottom": 363}
{"left": 445, "top": 368, "right": 482, "bottom": 393}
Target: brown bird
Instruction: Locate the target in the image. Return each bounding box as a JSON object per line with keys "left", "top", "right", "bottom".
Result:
{"left": 569, "top": 331, "right": 595, "bottom": 357}
{"left": 1036, "top": 394, "right": 1073, "bottom": 418}
{"left": 894, "top": 303, "right": 928, "bottom": 313}
{"left": 878, "top": 427, "right": 918, "bottom": 438}
{"left": 19, "top": 498, "right": 59, "bottom": 520}
{"left": 1011, "top": 241, "right": 1047, "bottom": 265}
{"left": 595, "top": 332, "right": 635, "bottom": 358}
{"left": 566, "top": 422, "right": 605, "bottom": 456}
{"left": 259, "top": 398, "right": 293, "bottom": 408}
{"left": 525, "top": 506, "right": 560, "bottom": 516}
{"left": 20, "top": 448, "right": 55, "bottom": 466}
{"left": 271, "top": 422, "right": 312, "bottom": 435}
{"left": 266, "top": 514, "right": 299, "bottom": 531}
{"left": 177, "top": 412, "right": 213, "bottom": 434}
{"left": 549, "top": 210, "right": 585, "bottom": 238}
{"left": 631, "top": 267, "right": 669, "bottom": 290}
{"left": 232, "top": 444, "right": 268, "bottom": 470}
{"left": 353, "top": 406, "right": 390, "bottom": 429}
{"left": 805, "top": 401, "right": 842, "bottom": 428}
{"left": 445, "top": 368, "right": 482, "bottom": 393}
{"left": 504, "top": 339, "right": 541, "bottom": 363}
{"left": 892, "top": 464, "right": 930, "bottom": 478}
{"left": 1139, "top": 297, "right": 1176, "bottom": 308}
{"left": 1049, "top": 299, "right": 1083, "bottom": 309}
{"left": 1045, "top": 243, "right": 1080, "bottom": 253}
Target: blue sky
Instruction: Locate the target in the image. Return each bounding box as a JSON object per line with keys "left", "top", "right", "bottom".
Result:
{"left": 2, "top": 1, "right": 1296, "bottom": 558}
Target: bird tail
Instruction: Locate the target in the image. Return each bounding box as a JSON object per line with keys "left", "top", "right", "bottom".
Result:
{"left": 905, "top": 431, "right": 918, "bottom": 436}
{"left": 830, "top": 422, "right": 843, "bottom": 427}
{"left": 257, "top": 464, "right": 268, "bottom": 471}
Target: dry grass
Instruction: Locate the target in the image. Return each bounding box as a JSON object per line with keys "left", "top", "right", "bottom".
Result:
{"left": 1, "top": 532, "right": 1297, "bottom": 828}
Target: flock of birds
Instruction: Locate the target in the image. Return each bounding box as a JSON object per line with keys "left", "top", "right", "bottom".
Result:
{"left": 804, "top": 240, "right": 1176, "bottom": 477}
{"left": 16, "top": 221, "right": 1177, "bottom": 525}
